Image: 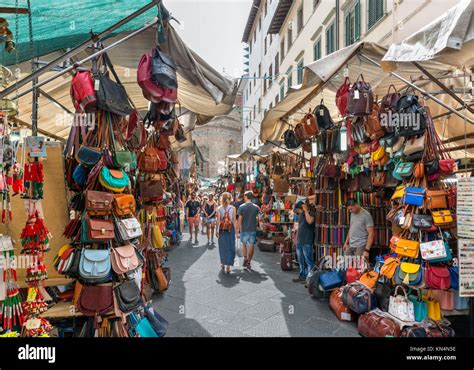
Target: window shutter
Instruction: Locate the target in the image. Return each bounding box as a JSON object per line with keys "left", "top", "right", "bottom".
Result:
{"left": 368, "top": 0, "right": 375, "bottom": 29}
{"left": 355, "top": 1, "right": 361, "bottom": 40}
{"left": 345, "top": 13, "right": 350, "bottom": 46}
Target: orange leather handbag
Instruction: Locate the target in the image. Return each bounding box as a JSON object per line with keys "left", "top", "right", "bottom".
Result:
{"left": 358, "top": 271, "right": 379, "bottom": 289}
{"left": 380, "top": 257, "right": 400, "bottom": 279}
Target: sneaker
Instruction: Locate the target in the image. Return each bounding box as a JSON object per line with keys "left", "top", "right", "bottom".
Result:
{"left": 292, "top": 277, "right": 306, "bottom": 283}
{"left": 243, "top": 258, "right": 248, "bottom": 268}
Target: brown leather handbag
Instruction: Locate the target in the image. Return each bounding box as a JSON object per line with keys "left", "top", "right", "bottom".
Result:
{"left": 426, "top": 189, "right": 447, "bottom": 209}
{"left": 85, "top": 190, "right": 113, "bottom": 216}
{"left": 364, "top": 101, "right": 385, "bottom": 140}
{"left": 295, "top": 123, "right": 310, "bottom": 142}
{"left": 358, "top": 311, "right": 401, "bottom": 337}
{"left": 273, "top": 179, "right": 290, "bottom": 193}
{"left": 77, "top": 284, "right": 114, "bottom": 317}
{"left": 371, "top": 171, "right": 386, "bottom": 187}
{"left": 303, "top": 113, "right": 319, "bottom": 137}
{"left": 138, "top": 180, "right": 163, "bottom": 202}
{"left": 113, "top": 194, "right": 136, "bottom": 216}
{"left": 329, "top": 287, "right": 357, "bottom": 322}
{"left": 414, "top": 162, "right": 425, "bottom": 178}
{"left": 155, "top": 266, "right": 169, "bottom": 291}
{"left": 86, "top": 218, "right": 114, "bottom": 241}
{"left": 347, "top": 74, "right": 374, "bottom": 116}
{"left": 138, "top": 147, "right": 161, "bottom": 172}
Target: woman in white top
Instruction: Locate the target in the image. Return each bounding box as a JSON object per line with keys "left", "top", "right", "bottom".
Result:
{"left": 215, "top": 192, "right": 238, "bottom": 274}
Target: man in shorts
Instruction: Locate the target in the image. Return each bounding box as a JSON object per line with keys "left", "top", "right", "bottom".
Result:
{"left": 185, "top": 192, "right": 201, "bottom": 244}
{"left": 237, "top": 191, "right": 260, "bottom": 269}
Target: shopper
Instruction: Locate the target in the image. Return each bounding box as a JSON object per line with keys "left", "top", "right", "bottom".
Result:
{"left": 203, "top": 194, "right": 217, "bottom": 244}
{"left": 216, "top": 192, "right": 238, "bottom": 274}
{"left": 237, "top": 191, "right": 260, "bottom": 269}
{"left": 292, "top": 200, "right": 316, "bottom": 284}
{"left": 343, "top": 198, "right": 374, "bottom": 262}
{"left": 233, "top": 193, "right": 244, "bottom": 216}
{"left": 185, "top": 192, "right": 201, "bottom": 244}
{"left": 200, "top": 193, "right": 208, "bottom": 234}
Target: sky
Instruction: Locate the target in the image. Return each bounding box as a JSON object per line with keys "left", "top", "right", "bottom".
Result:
{"left": 165, "top": 0, "right": 253, "bottom": 78}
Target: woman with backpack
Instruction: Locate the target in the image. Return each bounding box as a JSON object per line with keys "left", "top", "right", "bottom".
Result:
{"left": 215, "top": 192, "right": 238, "bottom": 274}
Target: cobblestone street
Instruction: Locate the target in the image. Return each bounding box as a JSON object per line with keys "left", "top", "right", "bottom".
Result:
{"left": 153, "top": 232, "right": 359, "bottom": 337}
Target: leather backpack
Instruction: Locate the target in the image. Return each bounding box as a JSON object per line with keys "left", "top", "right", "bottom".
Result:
{"left": 364, "top": 101, "right": 385, "bottom": 140}
{"left": 294, "top": 122, "right": 310, "bottom": 142}
{"left": 152, "top": 47, "right": 178, "bottom": 90}
{"left": 70, "top": 70, "right": 97, "bottom": 113}
{"left": 219, "top": 206, "right": 233, "bottom": 231}
{"left": 336, "top": 77, "right": 351, "bottom": 117}
{"left": 380, "top": 84, "right": 400, "bottom": 132}
{"left": 313, "top": 99, "right": 333, "bottom": 131}
{"left": 347, "top": 74, "right": 373, "bottom": 116}
{"left": 283, "top": 129, "right": 300, "bottom": 149}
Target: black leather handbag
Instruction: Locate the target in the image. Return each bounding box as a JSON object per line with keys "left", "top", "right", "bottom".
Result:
{"left": 283, "top": 129, "right": 300, "bottom": 149}
{"left": 413, "top": 214, "right": 433, "bottom": 229}
{"left": 313, "top": 99, "right": 333, "bottom": 131}
{"left": 152, "top": 48, "right": 178, "bottom": 89}
{"left": 96, "top": 53, "right": 134, "bottom": 116}
{"left": 374, "top": 276, "right": 392, "bottom": 312}
{"left": 394, "top": 94, "right": 427, "bottom": 136}
{"left": 114, "top": 279, "right": 143, "bottom": 313}
{"left": 424, "top": 159, "right": 439, "bottom": 176}
{"left": 63, "top": 247, "right": 82, "bottom": 279}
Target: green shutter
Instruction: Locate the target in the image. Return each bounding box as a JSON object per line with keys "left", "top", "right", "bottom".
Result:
{"left": 355, "top": 1, "right": 361, "bottom": 40}
{"left": 345, "top": 14, "right": 350, "bottom": 46}
{"left": 368, "top": 0, "right": 375, "bottom": 29}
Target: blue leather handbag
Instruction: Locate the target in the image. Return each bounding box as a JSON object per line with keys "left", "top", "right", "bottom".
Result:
{"left": 144, "top": 306, "right": 169, "bottom": 337}
{"left": 127, "top": 312, "right": 158, "bottom": 337}
{"left": 76, "top": 146, "right": 102, "bottom": 167}
{"left": 100, "top": 167, "right": 130, "bottom": 189}
{"left": 403, "top": 187, "right": 426, "bottom": 206}
{"left": 79, "top": 248, "right": 111, "bottom": 283}
{"left": 408, "top": 289, "right": 428, "bottom": 322}
{"left": 449, "top": 265, "right": 459, "bottom": 290}
{"left": 72, "top": 164, "right": 87, "bottom": 186}
{"left": 319, "top": 270, "right": 344, "bottom": 290}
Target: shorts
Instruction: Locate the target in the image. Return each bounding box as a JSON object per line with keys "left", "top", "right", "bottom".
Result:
{"left": 206, "top": 218, "right": 216, "bottom": 224}
{"left": 240, "top": 231, "right": 257, "bottom": 246}
{"left": 188, "top": 216, "right": 200, "bottom": 227}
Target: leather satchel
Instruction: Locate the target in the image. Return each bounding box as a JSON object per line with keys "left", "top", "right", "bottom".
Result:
{"left": 313, "top": 100, "right": 332, "bottom": 131}
{"left": 342, "top": 282, "right": 376, "bottom": 314}
{"left": 432, "top": 210, "right": 453, "bottom": 226}
{"left": 358, "top": 310, "right": 401, "bottom": 337}
{"left": 347, "top": 74, "right": 373, "bottom": 116}
{"left": 113, "top": 194, "right": 136, "bottom": 216}
{"left": 85, "top": 190, "right": 113, "bottom": 216}
{"left": 77, "top": 284, "right": 114, "bottom": 317}
{"left": 79, "top": 248, "right": 112, "bottom": 283}
{"left": 424, "top": 264, "right": 450, "bottom": 289}
{"left": 394, "top": 262, "right": 423, "bottom": 286}
{"left": 395, "top": 238, "right": 419, "bottom": 258}
{"left": 371, "top": 171, "right": 386, "bottom": 187}
{"left": 86, "top": 218, "right": 114, "bottom": 242}
{"left": 138, "top": 147, "right": 162, "bottom": 172}
{"left": 364, "top": 102, "right": 385, "bottom": 140}
{"left": 426, "top": 189, "right": 447, "bottom": 209}
{"left": 329, "top": 287, "right": 357, "bottom": 322}
{"left": 114, "top": 279, "right": 143, "bottom": 313}
{"left": 111, "top": 244, "right": 140, "bottom": 274}
{"left": 138, "top": 180, "right": 163, "bottom": 202}
{"left": 116, "top": 217, "right": 143, "bottom": 241}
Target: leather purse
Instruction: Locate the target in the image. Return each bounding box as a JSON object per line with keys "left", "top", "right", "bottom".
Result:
{"left": 113, "top": 194, "right": 136, "bottom": 216}
{"left": 283, "top": 129, "right": 300, "bottom": 149}
{"left": 430, "top": 289, "right": 454, "bottom": 311}
{"left": 371, "top": 171, "right": 386, "bottom": 187}
{"left": 155, "top": 267, "right": 169, "bottom": 291}
{"left": 116, "top": 217, "right": 143, "bottom": 241}
{"left": 426, "top": 190, "right": 447, "bottom": 209}
{"left": 319, "top": 270, "right": 344, "bottom": 290}
{"left": 407, "top": 289, "right": 428, "bottom": 322}
{"left": 329, "top": 287, "right": 357, "bottom": 322}
{"left": 385, "top": 136, "right": 405, "bottom": 155}
{"left": 380, "top": 257, "right": 400, "bottom": 279}
{"left": 273, "top": 179, "right": 290, "bottom": 193}
{"left": 336, "top": 77, "right": 351, "bottom": 116}
{"left": 76, "top": 146, "right": 102, "bottom": 167}
{"left": 393, "top": 161, "right": 414, "bottom": 180}
{"left": 371, "top": 146, "right": 385, "bottom": 162}
{"left": 432, "top": 210, "right": 453, "bottom": 226}
{"left": 422, "top": 292, "right": 442, "bottom": 321}
{"left": 403, "top": 135, "right": 425, "bottom": 156}
{"left": 374, "top": 276, "right": 392, "bottom": 311}
{"left": 77, "top": 284, "right": 114, "bottom": 317}
{"left": 424, "top": 159, "right": 439, "bottom": 176}
{"left": 86, "top": 218, "right": 114, "bottom": 242}
{"left": 138, "top": 147, "right": 161, "bottom": 172}
{"left": 346, "top": 267, "right": 360, "bottom": 284}
{"left": 420, "top": 239, "right": 447, "bottom": 261}
{"left": 342, "top": 282, "right": 376, "bottom": 314}
{"left": 391, "top": 185, "right": 406, "bottom": 201}
{"left": 395, "top": 238, "right": 419, "bottom": 258}
{"left": 152, "top": 48, "right": 177, "bottom": 89}
{"left": 111, "top": 244, "right": 140, "bottom": 274}
{"left": 138, "top": 180, "right": 164, "bottom": 202}
{"left": 424, "top": 265, "right": 450, "bottom": 290}
{"left": 99, "top": 167, "right": 130, "bottom": 192}
{"left": 303, "top": 112, "right": 319, "bottom": 136}
{"left": 364, "top": 102, "right": 385, "bottom": 140}
{"left": 389, "top": 285, "right": 415, "bottom": 322}
{"left": 294, "top": 123, "right": 310, "bottom": 142}
{"left": 449, "top": 266, "right": 459, "bottom": 290}
{"left": 394, "top": 262, "right": 423, "bottom": 286}
{"left": 412, "top": 214, "right": 433, "bottom": 229}
{"left": 414, "top": 162, "right": 424, "bottom": 178}
{"left": 114, "top": 279, "right": 143, "bottom": 313}
{"left": 438, "top": 159, "right": 456, "bottom": 175}
{"left": 79, "top": 248, "right": 111, "bottom": 283}
{"left": 85, "top": 190, "right": 113, "bottom": 216}
{"left": 358, "top": 310, "right": 401, "bottom": 337}
{"left": 347, "top": 74, "right": 373, "bottom": 116}
{"left": 403, "top": 187, "right": 425, "bottom": 207}
{"left": 358, "top": 271, "right": 379, "bottom": 289}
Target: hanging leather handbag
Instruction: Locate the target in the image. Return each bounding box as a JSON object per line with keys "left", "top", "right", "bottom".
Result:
{"left": 336, "top": 77, "right": 351, "bottom": 116}
{"left": 395, "top": 94, "right": 427, "bottom": 136}
{"left": 374, "top": 276, "right": 392, "bottom": 312}
{"left": 403, "top": 187, "right": 425, "bottom": 207}
{"left": 113, "top": 194, "right": 136, "bottom": 216}
{"left": 294, "top": 123, "right": 310, "bottom": 142}
{"left": 438, "top": 159, "right": 456, "bottom": 175}
{"left": 96, "top": 54, "right": 134, "bottom": 116}
{"left": 79, "top": 248, "right": 112, "bottom": 283}
{"left": 371, "top": 146, "right": 386, "bottom": 162}
{"left": 347, "top": 74, "right": 373, "bottom": 116}
{"left": 385, "top": 136, "right": 405, "bottom": 156}
{"left": 449, "top": 265, "right": 459, "bottom": 290}
{"left": 283, "top": 129, "right": 300, "bottom": 149}
{"left": 99, "top": 167, "right": 130, "bottom": 192}
{"left": 364, "top": 102, "right": 385, "bottom": 140}
{"left": 403, "top": 135, "right": 425, "bottom": 156}
{"left": 329, "top": 287, "right": 357, "bottom": 322}
{"left": 358, "top": 271, "right": 380, "bottom": 289}
{"left": 303, "top": 112, "right": 319, "bottom": 136}
{"left": 413, "top": 162, "right": 424, "bottom": 178}
{"left": 425, "top": 264, "right": 450, "bottom": 290}
{"left": 70, "top": 70, "right": 97, "bottom": 113}
{"left": 138, "top": 147, "right": 161, "bottom": 172}
{"left": 155, "top": 266, "right": 169, "bottom": 291}
{"left": 346, "top": 267, "right": 361, "bottom": 284}
{"left": 395, "top": 238, "right": 419, "bottom": 258}
{"left": 76, "top": 146, "right": 102, "bottom": 167}
{"left": 273, "top": 179, "right": 290, "bottom": 193}
{"left": 85, "top": 190, "right": 113, "bottom": 216}
{"left": 408, "top": 289, "right": 428, "bottom": 322}
{"left": 394, "top": 262, "right": 423, "bottom": 286}
{"left": 424, "top": 159, "right": 439, "bottom": 176}
{"left": 116, "top": 217, "right": 143, "bottom": 241}
{"left": 446, "top": 187, "right": 457, "bottom": 209}
{"left": 380, "top": 257, "right": 400, "bottom": 279}
{"left": 342, "top": 282, "right": 377, "bottom": 314}
{"left": 432, "top": 210, "right": 453, "bottom": 226}
{"left": 371, "top": 171, "right": 386, "bottom": 187}
{"left": 420, "top": 239, "right": 447, "bottom": 261}
{"left": 86, "top": 218, "right": 115, "bottom": 242}
{"left": 412, "top": 214, "right": 433, "bottom": 229}
{"left": 138, "top": 52, "right": 177, "bottom": 104}
{"left": 77, "top": 284, "right": 114, "bottom": 317}
{"left": 313, "top": 100, "right": 332, "bottom": 131}
{"left": 111, "top": 244, "right": 140, "bottom": 274}
{"left": 138, "top": 180, "right": 164, "bottom": 202}
{"left": 393, "top": 161, "right": 414, "bottom": 180}
{"left": 151, "top": 47, "right": 178, "bottom": 89}
{"left": 358, "top": 310, "right": 401, "bottom": 337}
{"left": 430, "top": 289, "right": 454, "bottom": 311}
{"left": 114, "top": 279, "right": 143, "bottom": 313}
{"left": 380, "top": 85, "right": 400, "bottom": 132}
{"left": 426, "top": 189, "right": 447, "bottom": 209}
{"left": 389, "top": 285, "right": 415, "bottom": 322}
{"left": 423, "top": 293, "right": 442, "bottom": 321}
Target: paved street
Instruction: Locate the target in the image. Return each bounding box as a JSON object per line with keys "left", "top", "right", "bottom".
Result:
{"left": 152, "top": 232, "right": 359, "bottom": 337}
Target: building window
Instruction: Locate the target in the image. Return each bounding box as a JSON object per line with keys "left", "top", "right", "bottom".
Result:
{"left": 263, "top": 73, "right": 267, "bottom": 94}
{"left": 297, "top": 6, "right": 304, "bottom": 34}
{"left": 368, "top": 0, "right": 384, "bottom": 30}
{"left": 297, "top": 60, "right": 304, "bottom": 85}
{"left": 258, "top": 16, "right": 261, "bottom": 31}
{"left": 287, "top": 26, "right": 293, "bottom": 52}
{"left": 268, "top": 64, "right": 273, "bottom": 87}
{"left": 313, "top": 38, "right": 321, "bottom": 61}
{"left": 280, "top": 39, "right": 285, "bottom": 62}
{"left": 264, "top": 0, "right": 268, "bottom": 16}
{"left": 264, "top": 36, "right": 267, "bottom": 55}
{"left": 275, "top": 53, "right": 280, "bottom": 76}
{"left": 286, "top": 66, "right": 293, "bottom": 92}
{"left": 280, "top": 82, "right": 285, "bottom": 101}
{"left": 275, "top": 95, "right": 279, "bottom": 106}
{"left": 345, "top": 1, "right": 361, "bottom": 46}
{"left": 313, "top": 0, "right": 320, "bottom": 10}
{"left": 326, "top": 21, "right": 336, "bottom": 55}
{"left": 253, "top": 73, "right": 256, "bottom": 87}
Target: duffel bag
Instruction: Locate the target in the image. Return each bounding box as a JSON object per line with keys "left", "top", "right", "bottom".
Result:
{"left": 329, "top": 287, "right": 357, "bottom": 322}
{"left": 358, "top": 310, "right": 401, "bottom": 337}
{"left": 342, "top": 282, "right": 376, "bottom": 314}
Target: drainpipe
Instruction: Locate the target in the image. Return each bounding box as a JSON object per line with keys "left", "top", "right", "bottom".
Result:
{"left": 335, "top": 0, "right": 340, "bottom": 50}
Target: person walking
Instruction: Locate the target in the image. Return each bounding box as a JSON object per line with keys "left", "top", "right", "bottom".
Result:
{"left": 200, "top": 194, "right": 208, "bottom": 234}
{"left": 185, "top": 192, "right": 201, "bottom": 244}
{"left": 215, "top": 192, "right": 238, "bottom": 274}
{"left": 237, "top": 191, "right": 260, "bottom": 270}
{"left": 203, "top": 194, "right": 217, "bottom": 245}
{"left": 292, "top": 201, "right": 316, "bottom": 284}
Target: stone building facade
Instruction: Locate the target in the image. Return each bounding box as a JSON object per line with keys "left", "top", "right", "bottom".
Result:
{"left": 192, "top": 111, "right": 242, "bottom": 178}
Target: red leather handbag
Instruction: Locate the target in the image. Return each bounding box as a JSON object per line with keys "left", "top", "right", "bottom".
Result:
{"left": 438, "top": 159, "right": 456, "bottom": 175}
{"left": 137, "top": 52, "right": 177, "bottom": 103}
{"left": 70, "top": 71, "right": 97, "bottom": 113}
{"left": 358, "top": 311, "right": 401, "bottom": 337}
{"left": 425, "top": 265, "right": 450, "bottom": 290}
{"left": 346, "top": 267, "right": 360, "bottom": 284}
{"left": 336, "top": 77, "right": 351, "bottom": 117}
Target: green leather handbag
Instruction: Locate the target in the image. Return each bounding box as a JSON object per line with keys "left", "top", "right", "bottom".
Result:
{"left": 100, "top": 167, "right": 129, "bottom": 190}
{"left": 393, "top": 161, "right": 414, "bottom": 180}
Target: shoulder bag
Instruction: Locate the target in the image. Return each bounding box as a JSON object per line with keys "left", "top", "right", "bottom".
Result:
{"left": 77, "top": 284, "right": 114, "bottom": 317}
{"left": 389, "top": 285, "right": 415, "bottom": 322}
{"left": 114, "top": 279, "right": 143, "bottom": 313}
{"left": 347, "top": 74, "right": 373, "bottom": 116}
{"left": 79, "top": 248, "right": 112, "bottom": 283}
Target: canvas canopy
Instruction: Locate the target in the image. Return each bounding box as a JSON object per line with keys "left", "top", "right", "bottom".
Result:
{"left": 259, "top": 41, "right": 474, "bottom": 159}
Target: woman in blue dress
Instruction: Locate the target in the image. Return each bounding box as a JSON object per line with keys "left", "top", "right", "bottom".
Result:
{"left": 215, "top": 192, "right": 238, "bottom": 274}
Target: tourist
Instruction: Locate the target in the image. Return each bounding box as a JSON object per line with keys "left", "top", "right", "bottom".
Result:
{"left": 215, "top": 192, "right": 238, "bottom": 274}
{"left": 185, "top": 192, "right": 201, "bottom": 244}
{"left": 292, "top": 200, "right": 316, "bottom": 284}
{"left": 237, "top": 191, "right": 260, "bottom": 270}
{"left": 343, "top": 198, "right": 374, "bottom": 264}
{"left": 200, "top": 193, "right": 208, "bottom": 234}
{"left": 233, "top": 193, "right": 244, "bottom": 215}
{"left": 203, "top": 194, "right": 217, "bottom": 244}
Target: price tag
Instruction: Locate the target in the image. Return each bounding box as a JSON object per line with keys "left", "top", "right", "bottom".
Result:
{"left": 320, "top": 108, "right": 324, "bottom": 116}
{"left": 94, "top": 79, "right": 100, "bottom": 91}
{"left": 341, "top": 312, "right": 352, "bottom": 321}
{"left": 354, "top": 90, "right": 360, "bottom": 100}
{"left": 399, "top": 216, "right": 406, "bottom": 225}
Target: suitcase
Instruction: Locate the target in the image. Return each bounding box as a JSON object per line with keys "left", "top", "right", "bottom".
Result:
{"left": 258, "top": 239, "right": 276, "bottom": 252}
{"left": 281, "top": 237, "right": 292, "bottom": 253}
{"left": 358, "top": 311, "right": 401, "bottom": 337}
{"left": 329, "top": 287, "right": 357, "bottom": 322}
{"left": 280, "top": 253, "right": 293, "bottom": 271}
{"left": 342, "top": 282, "right": 377, "bottom": 314}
